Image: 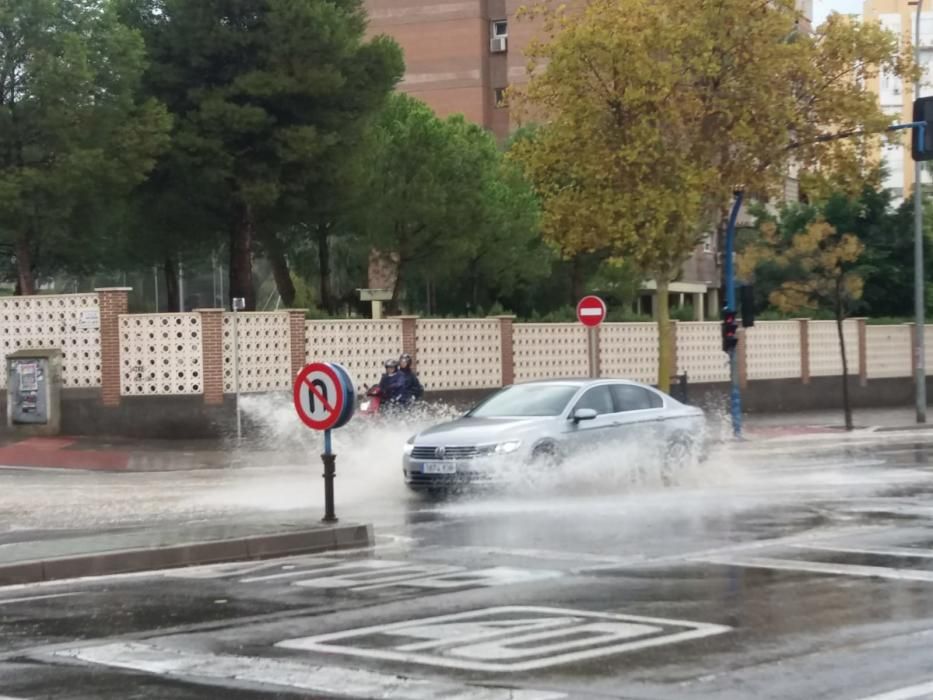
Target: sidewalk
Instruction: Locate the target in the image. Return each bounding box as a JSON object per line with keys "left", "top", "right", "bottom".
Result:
{"left": 0, "top": 516, "right": 373, "bottom": 586}
{"left": 740, "top": 407, "right": 933, "bottom": 436}
{"left": 2, "top": 406, "right": 933, "bottom": 473}
{"left": 0, "top": 435, "right": 304, "bottom": 472}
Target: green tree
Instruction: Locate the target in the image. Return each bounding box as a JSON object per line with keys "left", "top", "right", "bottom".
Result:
{"left": 511, "top": 0, "right": 914, "bottom": 391}
{"left": 358, "top": 94, "right": 543, "bottom": 313}
{"left": 120, "top": 0, "right": 403, "bottom": 310}
{"left": 0, "top": 0, "right": 170, "bottom": 294}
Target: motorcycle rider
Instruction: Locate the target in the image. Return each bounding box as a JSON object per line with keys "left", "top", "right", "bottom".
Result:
{"left": 378, "top": 359, "right": 406, "bottom": 408}
{"left": 398, "top": 352, "right": 423, "bottom": 405}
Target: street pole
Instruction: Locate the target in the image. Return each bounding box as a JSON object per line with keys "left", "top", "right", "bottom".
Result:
{"left": 724, "top": 189, "right": 745, "bottom": 438}
{"left": 322, "top": 428, "right": 337, "bottom": 523}
{"left": 153, "top": 266, "right": 159, "bottom": 313}
{"left": 915, "top": 0, "right": 928, "bottom": 423}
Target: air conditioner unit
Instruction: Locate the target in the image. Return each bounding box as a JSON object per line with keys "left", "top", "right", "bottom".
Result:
{"left": 490, "top": 36, "right": 507, "bottom": 53}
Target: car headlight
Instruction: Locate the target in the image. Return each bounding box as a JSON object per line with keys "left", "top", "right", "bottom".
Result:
{"left": 495, "top": 440, "right": 522, "bottom": 454}
{"left": 403, "top": 436, "right": 415, "bottom": 455}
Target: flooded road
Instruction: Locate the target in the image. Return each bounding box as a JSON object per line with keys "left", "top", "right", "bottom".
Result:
{"left": 2, "top": 418, "right": 933, "bottom": 698}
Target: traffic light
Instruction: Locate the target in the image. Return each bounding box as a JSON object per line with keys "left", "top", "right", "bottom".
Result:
{"left": 721, "top": 309, "right": 738, "bottom": 353}
{"left": 740, "top": 284, "right": 755, "bottom": 328}
{"left": 913, "top": 96, "right": 933, "bottom": 162}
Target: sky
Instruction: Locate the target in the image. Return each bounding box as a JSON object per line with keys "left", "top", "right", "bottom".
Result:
{"left": 813, "top": 0, "right": 863, "bottom": 24}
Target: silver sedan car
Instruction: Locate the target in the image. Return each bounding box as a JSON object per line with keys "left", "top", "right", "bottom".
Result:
{"left": 402, "top": 378, "right": 707, "bottom": 492}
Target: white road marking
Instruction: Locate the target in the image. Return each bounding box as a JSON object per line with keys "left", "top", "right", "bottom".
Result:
{"left": 54, "top": 642, "right": 566, "bottom": 699}
{"left": 854, "top": 679, "right": 933, "bottom": 700}
{"left": 277, "top": 606, "right": 730, "bottom": 673}
{"left": 699, "top": 555, "right": 933, "bottom": 582}
{"left": 791, "top": 544, "right": 933, "bottom": 559}
{"left": 574, "top": 525, "right": 890, "bottom": 574}
{"left": 292, "top": 562, "right": 463, "bottom": 590}
{"left": 240, "top": 559, "right": 410, "bottom": 584}
{"left": 359, "top": 566, "right": 561, "bottom": 592}
{"left": 0, "top": 593, "right": 78, "bottom": 606}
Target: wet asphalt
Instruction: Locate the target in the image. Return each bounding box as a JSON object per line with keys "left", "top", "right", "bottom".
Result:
{"left": 3, "top": 430, "right": 933, "bottom": 698}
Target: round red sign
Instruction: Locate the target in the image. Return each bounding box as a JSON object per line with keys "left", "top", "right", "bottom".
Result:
{"left": 293, "top": 362, "right": 346, "bottom": 431}
{"left": 576, "top": 295, "right": 607, "bottom": 327}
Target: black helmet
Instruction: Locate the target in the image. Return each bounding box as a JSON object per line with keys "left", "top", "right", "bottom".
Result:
{"left": 384, "top": 358, "right": 399, "bottom": 370}
{"left": 399, "top": 353, "right": 412, "bottom": 366}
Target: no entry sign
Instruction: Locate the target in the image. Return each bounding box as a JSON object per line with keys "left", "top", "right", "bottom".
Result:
{"left": 294, "top": 362, "right": 354, "bottom": 431}
{"left": 577, "top": 296, "right": 607, "bottom": 327}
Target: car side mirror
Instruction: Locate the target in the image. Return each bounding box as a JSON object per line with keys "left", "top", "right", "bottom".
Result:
{"left": 572, "top": 408, "right": 598, "bottom": 423}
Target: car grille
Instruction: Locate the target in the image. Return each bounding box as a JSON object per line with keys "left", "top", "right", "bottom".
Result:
{"left": 407, "top": 471, "right": 492, "bottom": 486}
{"left": 410, "top": 445, "right": 479, "bottom": 461}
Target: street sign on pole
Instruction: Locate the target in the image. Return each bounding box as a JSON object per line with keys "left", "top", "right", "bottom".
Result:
{"left": 576, "top": 296, "right": 607, "bottom": 328}
{"left": 294, "top": 363, "right": 348, "bottom": 431}
{"left": 294, "top": 362, "right": 356, "bottom": 522}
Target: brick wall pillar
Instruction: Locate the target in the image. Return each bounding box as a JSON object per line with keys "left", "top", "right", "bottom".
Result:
{"left": 288, "top": 310, "right": 307, "bottom": 381}
{"left": 198, "top": 309, "right": 224, "bottom": 405}
{"left": 399, "top": 316, "right": 418, "bottom": 365}
{"left": 799, "top": 318, "right": 810, "bottom": 385}
{"left": 96, "top": 288, "right": 130, "bottom": 408}
{"left": 856, "top": 318, "right": 868, "bottom": 387}
{"left": 495, "top": 316, "right": 516, "bottom": 385}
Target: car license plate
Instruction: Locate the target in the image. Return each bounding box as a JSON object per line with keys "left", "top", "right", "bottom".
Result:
{"left": 422, "top": 463, "right": 457, "bottom": 475}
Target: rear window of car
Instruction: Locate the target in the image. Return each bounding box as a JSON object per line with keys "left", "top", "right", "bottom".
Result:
{"left": 610, "top": 384, "right": 663, "bottom": 411}
{"left": 468, "top": 385, "right": 580, "bottom": 417}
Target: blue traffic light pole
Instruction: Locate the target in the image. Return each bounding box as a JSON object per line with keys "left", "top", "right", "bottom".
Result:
{"left": 724, "top": 189, "right": 745, "bottom": 438}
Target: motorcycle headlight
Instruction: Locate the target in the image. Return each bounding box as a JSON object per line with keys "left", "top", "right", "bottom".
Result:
{"left": 495, "top": 440, "right": 522, "bottom": 454}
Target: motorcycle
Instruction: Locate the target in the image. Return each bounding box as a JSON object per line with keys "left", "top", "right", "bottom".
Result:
{"left": 359, "top": 383, "right": 420, "bottom": 418}
{"left": 359, "top": 385, "right": 383, "bottom": 416}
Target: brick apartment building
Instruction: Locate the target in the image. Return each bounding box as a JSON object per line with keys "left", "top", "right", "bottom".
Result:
{"left": 364, "top": 0, "right": 814, "bottom": 319}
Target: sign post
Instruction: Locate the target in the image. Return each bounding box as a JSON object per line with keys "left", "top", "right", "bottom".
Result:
{"left": 577, "top": 296, "right": 607, "bottom": 378}
{"left": 294, "top": 362, "right": 356, "bottom": 523}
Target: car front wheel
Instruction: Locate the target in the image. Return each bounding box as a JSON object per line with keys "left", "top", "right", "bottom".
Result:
{"left": 661, "top": 434, "right": 694, "bottom": 485}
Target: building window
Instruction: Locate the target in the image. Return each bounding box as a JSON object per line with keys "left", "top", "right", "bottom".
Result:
{"left": 494, "top": 87, "right": 508, "bottom": 108}
{"left": 490, "top": 20, "right": 508, "bottom": 52}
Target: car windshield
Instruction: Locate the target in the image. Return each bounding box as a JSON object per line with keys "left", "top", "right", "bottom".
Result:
{"left": 467, "top": 384, "right": 580, "bottom": 418}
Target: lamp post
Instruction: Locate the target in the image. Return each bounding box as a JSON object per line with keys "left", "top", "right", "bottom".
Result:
{"left": 912, "top": 0, "right": 927, "bottom": 423}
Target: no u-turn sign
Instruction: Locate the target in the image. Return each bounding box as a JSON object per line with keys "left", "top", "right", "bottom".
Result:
{"left": 293, "top": 362, "right": 355, "bottom": 431}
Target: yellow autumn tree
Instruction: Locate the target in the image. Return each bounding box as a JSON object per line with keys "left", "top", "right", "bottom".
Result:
{"left": 510, "top": 0, "right": 914, "bottom": 391}
{"left": 740, "top": 217, "right": 865, "bottom": 430}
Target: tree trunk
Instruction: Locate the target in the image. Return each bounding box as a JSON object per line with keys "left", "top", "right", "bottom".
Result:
{"left": 230, "top": 203, "right": 256, "bottom": 311}
{"left": 656, "top": 277, "right": 673, "bottom": 393}
{"left": 163, "top": 257, "right": 179, "bottom": 312}
{"left": 835, "top": 293, "right": 854, "bottom": 431}
{"left": 14, "top": 235, "right": 35, "bottom": 296}
{"left": 389, "top": 262, "right": 404, "bottom": 315}
{"left": 263, "top": 232, "right": 295, "bottom": 308}
{"left": 316, "top": 225, "right": 332, "bottom": 314}
{"left": 570, "top": 254, "right": 585, "bottom": 306}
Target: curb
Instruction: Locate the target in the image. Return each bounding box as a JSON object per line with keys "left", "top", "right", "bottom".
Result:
{"left": 0, "top": 523, "right": 373, "bottom": 586}
{"left": 873, "top": 423, "right": 933, "bottom": 432}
